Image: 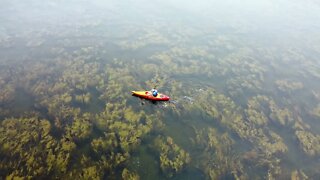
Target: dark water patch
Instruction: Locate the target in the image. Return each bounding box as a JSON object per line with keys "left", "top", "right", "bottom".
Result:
{"left": 135, "top": 44, "right": 169, "bottom": 59}
{"left": 162, "top": 111, "right": 196, "bottom": 149}
{"left": 298, "top": 109, "right": 320, "bottom": 135}
{"left": 128, "top": 144, "right": 162, "bottom": 180}
{"left": 172, "top": 167, "right": 205, "bottom": 180}
{"left": 9, "top": 88, "right": 35, "bottom": 115}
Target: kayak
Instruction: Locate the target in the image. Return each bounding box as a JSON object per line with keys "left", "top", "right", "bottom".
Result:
{"left": 132, "top": 91, "right": 170, "bottom": 101}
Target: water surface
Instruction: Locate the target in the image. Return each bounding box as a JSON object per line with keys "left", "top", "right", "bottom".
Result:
{"left": 1, "top": 0, "right": 320, "bottom": 179}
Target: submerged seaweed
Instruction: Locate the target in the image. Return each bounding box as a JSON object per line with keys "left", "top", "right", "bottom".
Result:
{"left": 1, "top": 0, "right": 320, "bottom": 179}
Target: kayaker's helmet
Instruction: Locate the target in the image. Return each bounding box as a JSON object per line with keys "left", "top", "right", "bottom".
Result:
{"left": 152, "top": 89, "right": 158, "bottom": 97}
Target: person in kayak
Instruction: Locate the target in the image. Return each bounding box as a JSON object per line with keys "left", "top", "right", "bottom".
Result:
{"left": 151, "top": 89, "right": 158, "bottom": 97}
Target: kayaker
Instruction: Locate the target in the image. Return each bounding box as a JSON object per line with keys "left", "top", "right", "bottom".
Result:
{"left": 151, "top": 89, "right": 158, "bottom": 97}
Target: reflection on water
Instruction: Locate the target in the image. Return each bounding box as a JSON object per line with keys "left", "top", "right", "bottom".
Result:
{"left": 1, "top": 0, "right": 320, "bottom": 179}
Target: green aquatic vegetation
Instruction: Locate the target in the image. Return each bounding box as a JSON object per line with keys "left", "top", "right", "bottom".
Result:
{"left": 0, "top": 117, "right": 50, "bottom": 153}
{"left": 89, "top": 133, "right": 130, "bottom": 177}
{"left": 144, "top": 74, "right": 170, "bottom": 90}
{"left": 292, "top": 117, "right": 310, "bottom": 131}
{"left": 290, "top": 170, "right": 308, "bottom": 180}
{"left": 124, "top": 107, "right": 144, "bottom": 123}
{"left": 141, "top": 63, "right": 160, "bottom": 76}
{"left": 241, "top": 150, "right": 283, "bottom": 179}
{"left": 75, "top": 93, "right": 91, "bottom": 104}
{"left": 5, "top": 171, "right": 29, "bottom": 180}
{"left": 91, "top": 133, "right": 118, "bottom": 153}
{"left": 193, "top": 128, "right": 245, "bottom": 179}
{"left": 245, "top": 96, "right": 271, "bottom": 126}
{"left": 150, "top": 53, "right": 173, "bottom": 66}
{"left": 275, "top": 80, "right": 304, "bottom": 92}
{"left": 236, "top": 123, "right": 288, "bottom": 156}
{"left": 149, "top": 46, "right": 215, "bottom": 76}
{"left": 98, "top": 64, "right": 138, "bottom": 103}
{"left": 78, "top": 166, "right": 101, "bottom": 180}
{"left": 0, "top": 117, "right": 77, "bottom": 178}
{"left": 61, "top": 60, "right": 104, "bottom": 91}
{"left": 217, "top": 48, "right": 265, "bottom": 73}
{"left": 117, "top": 30, "right": 170, "bottom": 50}
{"left": 94, "top": 101, "right": 161, "bottom": 154}
{"left": 35, "top": 90, "right": 76, "bottom": 120}
{"left": 188, "top": 91, "right": 288, "bottom": 177}
{"left": 122, "top": 168, "right": 140, "bottom": 180}
{"left": 109, "top": 120, "right": 149, "bottom": 152}
{"left": 269, "top": 105, "right": 294, "bottom": 126}
{"left": 154, "top": 136, "right": 191, "bottom": 178}
{"left": 226, "top": 75, "right": 262, "bottom": 96}
{"left": 66, "top": 113, "right": 92, "bottom": 140}
{"left": 311, "top": 104, "right": 320, "bottom": 118}
{"left": 295, "top": 130, "right": 320, "bottom": 156}
{"left": 245, "top": 108, "right": 268, "bottom": 126}
{"left": 247, "top": 95, "right": 295, "bottom": 126}
{"left": 264, "top": 131, "right": 288, "bottom": 155}
{"left": 0, "top": 5, "right": 320, "bottom": 178}
{"left": 99, "top": 80, "right": 123, "bottom": 102}
{"left": 0, "top": 84, "right": 15, "bottom": 104}
{"left": 212, "top": 49, "right": 267, "bottom": 98}
{"left": 51, "top": 106, "right": 81, "bottom": 130}
{"left": 66, "top": 155, "right": 104, "bottom": 179}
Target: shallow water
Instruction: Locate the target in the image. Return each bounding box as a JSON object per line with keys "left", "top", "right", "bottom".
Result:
{"left": 1, "top": 0, "right": 320, "bottom": 179}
